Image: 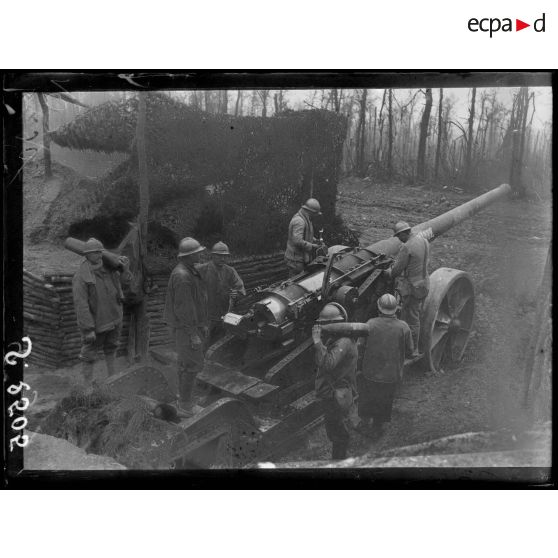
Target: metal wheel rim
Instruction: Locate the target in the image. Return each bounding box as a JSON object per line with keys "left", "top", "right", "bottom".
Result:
{"left": 420, "top": 268, "right": 475, "bottom": 372}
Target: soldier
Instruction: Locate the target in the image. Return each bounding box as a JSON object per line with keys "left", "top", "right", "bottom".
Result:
{"left": 386, "top": 220, "right": 430, "bottom": 354}
{"left": 163, "top": 237, "right": 209, "bottom": 415}
{"left": 358, "top": 294, "right": 414, "bottom": 441}
{"left": 285, "top": 197, "right": 325, "bottom": 277}
{"left": 312, "top": 302, "right": 358, "bottom": 460}
{"left": 200, "top": 241, "right": 246, "bottom": 345}
{"left": 72, "top": 238, "right": 132, "bottom": 383}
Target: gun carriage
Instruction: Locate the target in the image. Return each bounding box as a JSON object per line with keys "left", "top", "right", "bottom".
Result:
{"left": 88, "top": 184, "right": 512, "bottom": 467}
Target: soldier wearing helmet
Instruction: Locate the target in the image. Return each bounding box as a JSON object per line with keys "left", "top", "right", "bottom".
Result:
{"left": 163, "top": 237, "right": 209, "bottom": 415}
{"left": 199, "top": 241, "right": 246, "bottom": 344}
{"left": 358, "top": 294, "right": 414, "bottom": 440}
{"left": 285, "top": 197, "right": 326, "bottom": 277}
{"left": 72, "top": 237, "right": 132, "bottom": 384}
{"left": 386, "top": 220, "right": 430, "bottom": 354}
{"left": 312, "top": 302, "right": 358, "bottom": 460}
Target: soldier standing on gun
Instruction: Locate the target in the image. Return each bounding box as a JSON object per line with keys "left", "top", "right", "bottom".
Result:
{"left": 385, "top": 221, "right": 430, "bottom": 356}
{"left": 358, "top": 294, "right": 414, "bottom": 441}
{"left": 312, "top": 303, "right": 358, "bottom": 460}
{"left": 164, "top": 237, "right": 209, "bottom": 416}
{"left": 200, "top": 241, "right": 246, "bottom": 345}
{"left": 285, "top": 197, "right": 326, "bottom": 277}
{"left": 72, "top": 238, "right": 132, "bottom": 384}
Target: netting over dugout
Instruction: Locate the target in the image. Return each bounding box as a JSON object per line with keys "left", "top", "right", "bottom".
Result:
{"left": 49, "top": 92, "right": 353, "bottom": 255}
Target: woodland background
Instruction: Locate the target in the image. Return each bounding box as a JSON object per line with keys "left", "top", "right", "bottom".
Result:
{"left": 23, "top": 86, "right": 552, "bottom": 198}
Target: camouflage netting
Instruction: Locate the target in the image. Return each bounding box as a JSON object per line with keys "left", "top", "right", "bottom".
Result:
{"left": 41, "top": 385, "right": 186, "bottom": 469}
{"left": 49, "top": 93, "right": 356, "bottom": 255}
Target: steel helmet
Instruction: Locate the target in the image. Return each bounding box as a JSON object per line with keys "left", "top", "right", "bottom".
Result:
{"left": 316, "top": 302, "right": 348, "bottom": 324}
{"left": 377, "top": 294, "right": 398, "bottom": 315}
{"left": 211, "top": 241, "right": 230, "bottom": 255}
{"left": 302, "top": 198, "right": 322, "bottom": 215}
{"left": 83, "top": 238, "right": 104, "bottom": 253}
{"left": 393, "top": 221, "right": 412, "bottom": 236}
{"left": 178, "top": 237, "right": 205, "bottom": 257}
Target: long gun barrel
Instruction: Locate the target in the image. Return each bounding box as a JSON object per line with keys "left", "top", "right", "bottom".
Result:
{"left": 367, "top": 183, "right": 512, "bottom": 257}
{"left": 224, "top": 184, "right": 511, "bottom": 341}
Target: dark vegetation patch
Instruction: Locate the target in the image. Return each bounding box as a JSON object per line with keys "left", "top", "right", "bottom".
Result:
{"left": 49, "top": 93, "right": 349, "bottom": 255}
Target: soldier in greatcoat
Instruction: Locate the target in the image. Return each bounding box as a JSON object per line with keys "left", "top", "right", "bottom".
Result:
{"left": 199, "top": 241, "right": 246, "bottom": 344}
{"left": 312, "top": 303, "right": 359, "bottom": 460}
{"left": 285, "top": 198, "right": 325, "bottom": 277}
{"left": 386, "top": 221, "right": 430, "bottom": 354}
{"left": 164, "top": 237, "right": 209, "bottom": 415}
{"left": 72, "top": 238, "right": 132, "bottom": 383}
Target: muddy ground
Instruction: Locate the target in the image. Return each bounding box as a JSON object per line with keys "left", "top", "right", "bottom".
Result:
{"left": 281, "top": 177, "right": 552, "bottom": 462}
{"left": 22, "top": 171, "right": 552, "bottom": 465}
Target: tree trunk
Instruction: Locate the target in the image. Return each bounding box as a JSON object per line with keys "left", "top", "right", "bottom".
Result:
{"left": 274, "top": 90, "right": 285, "bottom": 114}
{"left": 251, "top": 90, "right": 258, "bottom": 116}
{"left": 356, "top": 89, "right": 368, "bottom": 176}
{"left": 259, "top": 90, "right": 269, "bottom": 117}
{"left": 416, "top": 88, "right": 433, "bottom": 181}
{"left": 387, "top": 89, "right": 393, "bottom": 178}
{"left": 377, "top": 89, "right": 387, "bottom": 163}
{"left": 331, "top": 89, "right": 340, "bottom": 113}
{"left": 234, "top": 91, "right": 242, "bottom": 116}
{"left": 515, "top": 88, "right": 531, "bottom": 197}
{"left": 372, "top": 106, "right": 377, "bottom": 163}
{"left": 134, "top": 92, "right": 150, "bottom": 362}
{"left": 464, "top": 87, "right": 477, "bottom": 188}
{"left": 434, "top": 88, "right": 444, "bottom": 179}
{"left": 220, "top": 90, "right": 228, "bottom": 114}
{"left": 37, "top": 93, "right": 52, "bottom": 179}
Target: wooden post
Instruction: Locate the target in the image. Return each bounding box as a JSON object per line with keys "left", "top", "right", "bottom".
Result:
{"left": 135, "top": 92, "right": 150, "bottom": 362}
{"left": 37, "top": 93, "right": 52, "bottom": 179}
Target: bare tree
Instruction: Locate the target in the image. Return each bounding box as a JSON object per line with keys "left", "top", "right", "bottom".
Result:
{"left": 219, "top": 90, "right": 228, "bottom": 114}
{"left": 190, "top": 91, "right": 202, "bottom": 109}
{"left": 258, "top": 90, "right": 270, "bottom": 117}
{"left": 273, "top": 90, "right": 286, "bottom": 115}
{"left": 330, "top": 89, "right": 344, "bottom": 113}
{"left": 355, "top": 89, "right": 368, "bottom": 176}
{"left": 510, "top": 87, "right": 534, "bottom": 196}
{"left": 387, "top": 89, "right": 394, "bottom": 177}
{"left": 250, "top": 90, "right": 259, "bottom": 116}
{"left": 234, "top": 91, "right": 243, "bottom": 117}
{"left": 372, "top": 106, "right": 377, "bottom": 162}
{"left": 376, "top": 89, "right": 387, "bottom": 163}
{"left": 416, "top": 88, "right": 433, "bottom": 181}
{"left": 434, "top": 88, "right": 444, "bottom": 179}
{"left": 464, "top": 87, "right": 477, "bottom": 187}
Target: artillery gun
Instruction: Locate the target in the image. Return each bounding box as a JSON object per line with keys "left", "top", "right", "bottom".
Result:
{"left": 92, "top": 184, "right": 512, "bottom": 467}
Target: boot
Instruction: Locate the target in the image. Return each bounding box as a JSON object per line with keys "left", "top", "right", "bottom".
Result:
{"left": 105, "top": 353, "right": 117, "bottom": 378}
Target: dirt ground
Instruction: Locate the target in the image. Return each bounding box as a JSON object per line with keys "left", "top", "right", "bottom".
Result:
{"left": 22, "top": 173, "right": 552, "bottom": 465}
{"left": 281, "top": 176, "right": 552, "bottom": 462}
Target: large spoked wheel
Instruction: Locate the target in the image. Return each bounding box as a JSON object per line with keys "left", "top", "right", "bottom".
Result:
{"left": 420, "top": 268, "right": 475, "bottom": 372}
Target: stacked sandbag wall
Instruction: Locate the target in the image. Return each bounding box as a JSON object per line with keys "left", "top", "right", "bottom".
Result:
{"left": 23, "top": 252, "right": 288, "bottom": 368}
